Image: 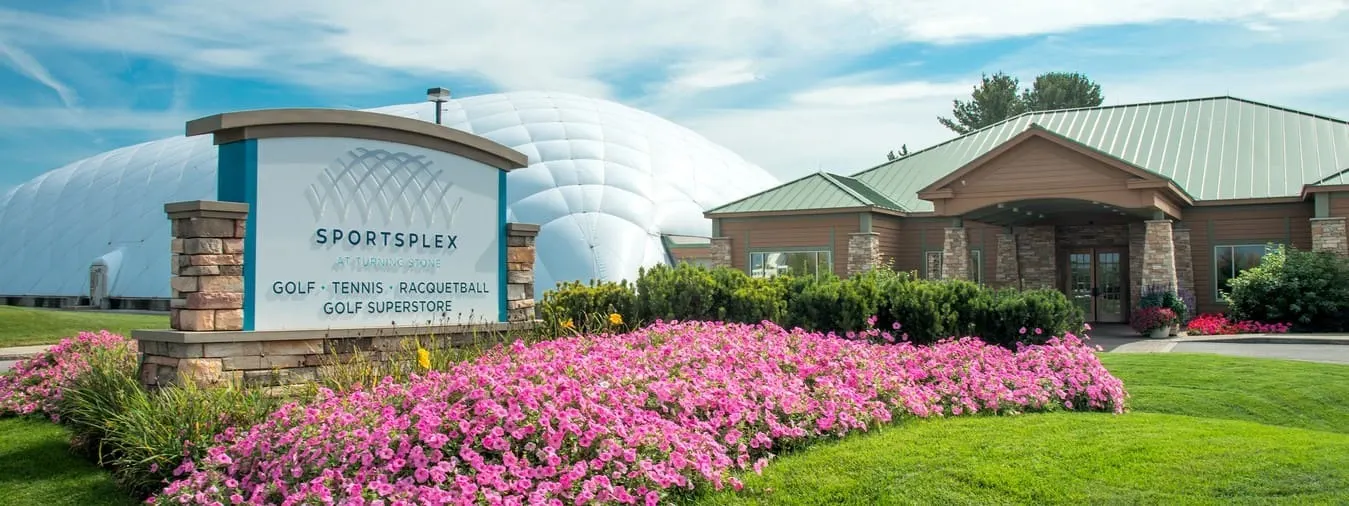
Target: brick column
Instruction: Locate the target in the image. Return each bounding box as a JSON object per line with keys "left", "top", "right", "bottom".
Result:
{"left": 710, "top": 237, "right": 733, "bottom": 269}
{"left": 1173, "top": 227, "right": 1196, "bottom": 301}
{"left": 1142, "top": 219, "right": 1178, "bottom": 292}
{"left": 1311, "top": 217, "right": 1348, "bottom": 256}
{"left": 1016, "top": 225, "right": 1056, "bottom": 289}
{"left": 505, "top": 223, "right": 540, "bottom": 322}
{"left": 996, "top": 231, "right": 1019, "bottom": 285}
{"left": 846, "top": 232, "right": 880, "bottom": 277}
{"left": 166, "top": 201, "right": 247, "bottom": 331}
{"left": 941, "top": 226, "right": 970, "bottom": 280}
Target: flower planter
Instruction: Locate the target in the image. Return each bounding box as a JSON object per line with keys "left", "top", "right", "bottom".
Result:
{"left": 1149, "top": 327, "right": 1170, "bottom": 338}
{"left": 1169, "top": 324, "right": 1180, "bottom": 336}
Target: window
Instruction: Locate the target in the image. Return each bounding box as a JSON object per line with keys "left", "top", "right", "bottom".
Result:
{"left": 923, "top": 250, "right": 983, "bottom": 284}
{"left": 1215, "top": 244, "right": 1275, "bottom": 298}
{"left": 750, "top": 250, "right": 832, "bottom": 279}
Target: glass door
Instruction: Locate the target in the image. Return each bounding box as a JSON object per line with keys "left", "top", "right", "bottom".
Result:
{"left": 1064, "top": 248, "right": 1128, "bottom": 323}
{"left": 1095, "top": 251, "right": 1125, "bottom": 322}
{"left": 1067, "top": 252, "right": 1094, "bottom": 321}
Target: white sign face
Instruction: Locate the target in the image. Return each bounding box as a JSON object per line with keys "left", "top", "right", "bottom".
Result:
{"left": 249, "top": 137, "right": 501, "bottom": 331}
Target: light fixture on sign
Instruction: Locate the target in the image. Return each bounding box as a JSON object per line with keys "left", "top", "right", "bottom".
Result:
{"left": 426, "top": 87, "right": 451, "bottom": 125}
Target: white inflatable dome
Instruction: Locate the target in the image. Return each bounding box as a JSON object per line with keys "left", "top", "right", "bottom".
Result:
{"left": 0, "top": 91, "right": 780, "bottom": 300}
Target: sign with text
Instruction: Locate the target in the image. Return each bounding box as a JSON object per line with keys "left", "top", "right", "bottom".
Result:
{"left": 245, "top": 137, "right": 502, "bottom": 331}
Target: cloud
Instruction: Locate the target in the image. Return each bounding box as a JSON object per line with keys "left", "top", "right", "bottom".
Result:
{"left": 791, "top": 81, "right": 970, "bottom": 107}
{"left": 0, "top": 105, "right": 197, "bottom": 132}
{"left": 0, "top": 38, "right": 79, "bottom": 107}
{"left": 665, "top": 59, "right": 762, "bottom": 93}
{"left": 1, "top": 1, "right": 1343, "bottom": 99}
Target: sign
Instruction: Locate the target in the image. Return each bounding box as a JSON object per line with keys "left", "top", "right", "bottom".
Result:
{"left": 225, "top": 136, "right": 504, "bottom": 331}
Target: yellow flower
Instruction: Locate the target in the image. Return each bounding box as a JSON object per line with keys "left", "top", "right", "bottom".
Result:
{"left": 416, "top": 347, "right": 431, "bottom": 370}
{"left": 561, "top": 318, "right": 576, "bottom": 330}
{"left": 608, "top": 313, "right": 624, "bottom": 326}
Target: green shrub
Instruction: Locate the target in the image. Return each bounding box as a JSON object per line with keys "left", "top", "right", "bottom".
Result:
{"left": 59, "top": 348, "right": 278, "bottom": 498}
{"left": 538, "top": 279, "right": 639, "bottom": 335}
{"left": 536, "top": 263, "right": 1085, "bottom": 348}
{"left": 1225, "top": 246, "right": 1349, "bottom": 332}
{"left": 635, "top": 263, "right": 731, "bottom": 322}
{"left": 977, "top": 288, "right": 1085, "bottom": 346}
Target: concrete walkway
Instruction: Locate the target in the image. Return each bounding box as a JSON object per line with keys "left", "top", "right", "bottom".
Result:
{"left": 0, "top": 344, "right": 51, "bottom": 361}
{"left": 1088, "top": 324, "right": 1349, "bottom": 365}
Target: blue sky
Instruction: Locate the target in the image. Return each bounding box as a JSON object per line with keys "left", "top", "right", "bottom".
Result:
{"left": 2, "top": 0, "right": 1348, "bottom": 193}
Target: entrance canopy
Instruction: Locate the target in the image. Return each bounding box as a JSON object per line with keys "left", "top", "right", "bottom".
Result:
{"left": 917, "top": 125, "right": 1193, "bottom": 222}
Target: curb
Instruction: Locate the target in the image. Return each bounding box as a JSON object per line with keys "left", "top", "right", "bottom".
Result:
{"left": 1181, "top": 336, "right": 1349, "bottom": 346}
{"left": 0, "top": 353, "right": 39, "bottom": 361}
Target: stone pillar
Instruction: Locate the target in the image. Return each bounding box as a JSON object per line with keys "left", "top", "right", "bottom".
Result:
{"left": 941, "top": 227, "right": 970, "bottom": 280}
{"left": 710, "top": 237, "right": 733, "bottom": 268}
{"left": 847, "top": 232, "right": 880, "bottom": 276}
{"left": 505, "top": 223, "right": 540, "bottom": 322}
{"left": 1173, "top": 227, "right": 1196, "bottom": 301}
{"left": 1311, "top": 217, "right": 1348, "bottom": 256}
{"left": 996, "top": 232, "right": 1019, "bottom": 285}
{"left": 1142, "top": 219, "right": 1178, "bottom": 292}
{"left": 1016, "top": 225, "right": 1056, "bottom": 289}
{"left": 166, "top": 201, "right": 247, "bottom": 332}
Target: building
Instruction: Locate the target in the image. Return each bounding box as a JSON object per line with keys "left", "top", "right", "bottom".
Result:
{"left": 705, "top": 96, "right": 1349, "bottom": 323}
{"left": 0, "top": 91, "right": 780, "bottom": 310}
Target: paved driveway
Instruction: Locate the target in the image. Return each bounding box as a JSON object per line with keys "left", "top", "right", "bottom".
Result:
{"left": 1169, "top": 342, "right": 1349, "bottom": 365}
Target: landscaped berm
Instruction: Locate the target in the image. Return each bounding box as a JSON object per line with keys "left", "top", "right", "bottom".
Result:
{"left": 1, "top": 264, "right": 1348, "bottom": 505}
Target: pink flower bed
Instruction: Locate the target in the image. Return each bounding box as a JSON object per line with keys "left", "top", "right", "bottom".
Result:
{"left": 0, "top": 330, "right": 133, "bottom": 422}
{"left": 1186, "top": 313, "right": 1292, "bottom": 335}
{"left": 154, "top": 320, "right": 1125, "bottom": 505}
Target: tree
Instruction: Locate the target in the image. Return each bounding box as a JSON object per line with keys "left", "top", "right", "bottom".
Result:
{"left": 936, "top": 71, "right": 1106, "bottom": 135}
{"left": 937, "top": 72, "right": 1026, "bottom": 135}
{"left": 1021, "top": 72, "right": 1104, "bottom": 112}
{"left": 886, "top": 144, "right": 909, "bottom": 161}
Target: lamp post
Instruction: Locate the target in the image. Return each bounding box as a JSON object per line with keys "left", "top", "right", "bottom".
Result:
{"left": 426, "top": 87, "right": 450, "bottom": 125}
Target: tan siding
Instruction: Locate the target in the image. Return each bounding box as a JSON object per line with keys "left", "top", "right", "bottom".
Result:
{"left": 959, "top": 137, "right": 1129, "bottom": 195}
{"left": 719, "top": 213, "right": 860, "bottom": 277}
{"left": 1331, "top": 192, "right": 1349, "bottom": 218}
{"left": 1185, "top": 202, "right": 1314, "bottom": 314}
{"left": 872, "top": 214, "right": 905, "bottom": 271}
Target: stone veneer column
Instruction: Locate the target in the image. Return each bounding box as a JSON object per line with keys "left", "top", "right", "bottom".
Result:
{"left": 941, "top": 226, "right": 970, "bottom": 280}
{"left": 996, "top": 232, "right": 1019, "bottom": 285}
{"left": 709, "top": 237, "right": 733, "bottom": 268}
{"left": 1016, "top": 226, "right": 1056, "bottom": 289}
{"left": 846, "top": 232, "right": 881, "bottom": 276}
{"left": 166, "top": 201, "right": 247, "bottom": 331}
{"left": 505, "top": 223, "right": 541, "bottom": 322}
{"left": 1172, "top": 227, "right": 1196, "bottom": 300}
{"left": 1311, "top": 217, "right": 1348, "bottom": 256}
{"left": 1141, "top": 220, "right": 1178, "bottom": 292}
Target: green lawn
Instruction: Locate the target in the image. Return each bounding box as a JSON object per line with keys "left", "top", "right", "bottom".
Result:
{"left": 0, "top": 306, "right": 167, "bottom": 348}
{"left": 2, "top": 352, "right": 1347, "bottom": 505}
{"left": 690, "top": 353, "right": 1349, "bottom": 505}
{"left": 0, "top": 417, "right": 140, "bottom": 506}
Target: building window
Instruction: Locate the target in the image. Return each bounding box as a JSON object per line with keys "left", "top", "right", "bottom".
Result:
{"left": 925, "top": 251, "right": 943, "bottom": 279}
{"left": 750, "top": 250, "right": 832, "bottom": 279}
{"left": 1215, "top": 244, "right": 1275, "bottom": 298}
{"left": 923, "top": 250, "right": 983, "bottom": 284}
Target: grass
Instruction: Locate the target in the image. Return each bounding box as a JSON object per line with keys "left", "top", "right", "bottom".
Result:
{"left": 3, "top": 350, "right": 1348, "bottom": 505}
{"left": 0, "top": 417, "right": 140, "bottom": 506}
{"left": 691, "top": 353, "right": 1349, "bottom": 505}
{"left": 0, "top": 306, "right": 167, "bottom": 348}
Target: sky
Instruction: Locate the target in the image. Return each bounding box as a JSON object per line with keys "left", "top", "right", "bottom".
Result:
{"left": 2, "top": 0, "right": 1348, "bottom": 193}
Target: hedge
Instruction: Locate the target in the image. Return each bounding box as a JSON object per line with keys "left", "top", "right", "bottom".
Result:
{"left": 539, "top": 263, "right": 1085, "bottom": 347}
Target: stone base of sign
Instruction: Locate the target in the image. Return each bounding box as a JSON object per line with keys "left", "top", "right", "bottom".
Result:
{"left": 166, "top": 201, "right": 248, "bottom": 332}
{"left": 134, "top": 321, "right": 539, "bottom": 390}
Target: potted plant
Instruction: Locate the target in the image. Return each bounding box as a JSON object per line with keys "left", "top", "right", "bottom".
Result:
{"left": 1140, "top": 285, "right": 1189, "bottom": 336}
{"left": 1131, "top": 306, "right": 1177, "bottom": 338}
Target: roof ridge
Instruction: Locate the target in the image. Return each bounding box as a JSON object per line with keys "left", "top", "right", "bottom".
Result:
{"left": 851, "top": 95, "right": 1349, "bottom": 180}
{"left": 704, "top": 171, "right": 830, "bottom": 214}
{"left": 817, "top": 172, "right": 876, "bottom": 207}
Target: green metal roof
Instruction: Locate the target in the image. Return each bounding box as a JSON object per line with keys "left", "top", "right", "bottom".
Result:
{"left": 711, "top": 96, "right": 1349, "bottom": 215}
{"left": 855, "top": 96, "right": 1349, "bottom": 212}
{"left": 708, "top": 171, "right": 905, "bottom": 214}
